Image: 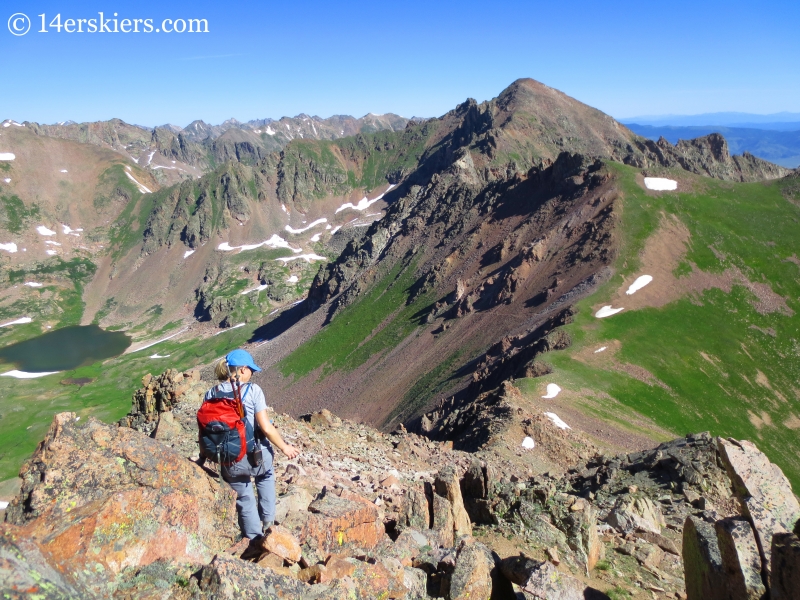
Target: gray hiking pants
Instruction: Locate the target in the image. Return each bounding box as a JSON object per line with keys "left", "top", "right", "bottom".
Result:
{"left": 221, "top": 444, "right": 275, "bottom": 539}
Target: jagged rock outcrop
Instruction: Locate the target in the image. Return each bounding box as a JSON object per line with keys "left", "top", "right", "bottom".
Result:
{"left": 121, "top": 367, "right": 207, "bottom": 434}
{"left": 632, "top": 133, "right": 790, "bottom": 182}
{"left": 2, "top": 412, "right": 238, "bottom": 595}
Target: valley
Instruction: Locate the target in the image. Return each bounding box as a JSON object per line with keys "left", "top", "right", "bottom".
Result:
{"left": 1, "top": 77, "right": 798, "bottom": 500}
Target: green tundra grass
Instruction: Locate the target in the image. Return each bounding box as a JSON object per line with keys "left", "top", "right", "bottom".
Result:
{"left": 538, "top": 164, "right": 800, "bottom": 488}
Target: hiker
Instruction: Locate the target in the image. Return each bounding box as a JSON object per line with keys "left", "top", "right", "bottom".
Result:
{"left": 200, "top": 349, "right": 300, "bottom": 540}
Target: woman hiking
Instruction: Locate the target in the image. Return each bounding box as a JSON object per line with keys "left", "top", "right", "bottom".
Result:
{"left": 202, "top": 349, "right": 299, "bottom": 540}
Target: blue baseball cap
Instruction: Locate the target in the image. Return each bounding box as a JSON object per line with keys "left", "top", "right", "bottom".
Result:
{"left": 226, "top": 349, "right": 261, "bottom": 372}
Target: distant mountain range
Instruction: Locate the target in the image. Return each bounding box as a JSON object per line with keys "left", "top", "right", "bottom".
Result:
{"left": 620, "top": 111, "right": 800, "bottom": 129}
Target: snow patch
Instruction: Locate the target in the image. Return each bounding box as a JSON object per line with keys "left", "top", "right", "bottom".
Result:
{"left": 310, "top": 233, "right": 321, "bottom": 242}
{"left": 46, "top": 250, "right": 58, "bottom": 256}
{"left": 240, "top": 283, "right": 268, "bottom": 295}
{"left": 149, "top": 354, "right": 171, "bottom": 359}
{"left": 521, "top": 437, "right": 536, "bottom": 450}
{"left": 3, "top": 178, "right": 10, "bottom": 183}
{"left": 129, "top": 328, "right": 188, "bottom": 352}
{"left": 644, "top": 177, "right": 677, "bottom": 191}
{"left": 183, "top": 249, "right": 195, "bottom": 259}
{"left": 287, "top": 275, "right": 299, "bottom": 283}
{"left": 61, "top": 224, "right": 82, "bottom": 235}
{"left": 541, "top": 383, "right": 561, "bottom": 399}
{"left": 0, "top": 501, "right": 8, "bottom": 509}
{"left": 544, "top": 412, "right": 571, "bottom": 430}
{"left": 36, "top": 225, "right": 56, "bottom": 236}
{"left": 0, "top": 153, "right": 15, "bottom": 161}
{"left": 335, "top": 185, "right": 395, "bottom": 214}
{"left": 626, "top": 275, "right": 653, "bottom": 295}
{"left": 0, "top": 317, "right": 32, "bottom": 327}
{"left": 217, "top": 234, "right": 302, "bottom": 254}
{"left": 265, "top": 126, "right": 276, "bottom": 135}
{"left": 594, "top": 346, "right": 607, "bottom": 353}
{"left": 24, "top": 282, "right": 43, "bottom": 287}
{"left": 275, "top": 253, "right": 326, "bottom": 264}
{"left": 595, "top": 305, "right": 624, "bottom": 319}
{"left": 125, "top": 171, "right": 152, "bottom": 194}
{"left": 213, "top": 323, "right": 246, "bottom": 336}
{"left": 1, "top": 370, "right": 60, "bottom": 379}
{"left": 285, "top": 218, "right": 327, "bottom": 234}
{"left": 281, "top": 203, "right": 288, "bottom": 214}
{"left": 45, "top": 241, "right": 61, "bottom": 246}
{"left": 59, "top": 169, "right": 68, "bottom": 173}
{"left": 0, "top": 242, "right": 17, "bottom": 253}
{"left": 330, "top": 226, "right": 341, "bottom": 235}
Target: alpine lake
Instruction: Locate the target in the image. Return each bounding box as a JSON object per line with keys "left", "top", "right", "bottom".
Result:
{"left": 0, "top": 324, "right": 132, "bottom": 373}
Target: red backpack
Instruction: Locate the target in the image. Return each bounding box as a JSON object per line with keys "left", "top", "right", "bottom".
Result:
{"left": 197, "top": 383, "right": 254, "bottom": 466}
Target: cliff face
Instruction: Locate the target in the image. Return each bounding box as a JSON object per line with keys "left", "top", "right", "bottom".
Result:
{"left": 2, "top": 369, "right": 798, "bottom": 599}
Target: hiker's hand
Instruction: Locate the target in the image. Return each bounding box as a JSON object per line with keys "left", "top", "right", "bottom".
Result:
{"left": 282, "top": 444, "right": 300, "bottom": 459}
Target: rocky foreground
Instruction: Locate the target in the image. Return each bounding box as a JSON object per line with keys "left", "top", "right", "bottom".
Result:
{"left": 1, "top": 368, "right": 799, "bottom": 599}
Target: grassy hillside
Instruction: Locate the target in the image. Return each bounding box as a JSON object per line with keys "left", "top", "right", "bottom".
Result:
{"left": 539, "top": 165, "right": 800, "bottom": 488}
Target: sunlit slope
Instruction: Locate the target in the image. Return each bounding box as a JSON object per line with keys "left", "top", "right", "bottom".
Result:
{"left": 544, "top": 165, "right": 800, "bottom": 487}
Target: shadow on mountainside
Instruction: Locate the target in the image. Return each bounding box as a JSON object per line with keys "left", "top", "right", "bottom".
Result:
{"left": 248, "top": 301, "right": 309, "bottom": 343}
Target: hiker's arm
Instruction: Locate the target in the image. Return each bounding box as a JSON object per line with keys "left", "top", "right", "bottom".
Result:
{"left": 255, "top": 410, "right": 300, "bottom": 459}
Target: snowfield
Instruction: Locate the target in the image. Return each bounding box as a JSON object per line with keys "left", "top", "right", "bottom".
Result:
{"left": 124, "top": 169, "right": 152, "bottom": 194}
{"left": 285, "top": 218, "right": 327, "bottom": 234}
{"left": 595, "top": 305, "right": 624, "bottom": 318}
{"left": 0, "top": 153, "right": 15, "bottom": 161}
{"left": 644, "top": 177, "right": 677, "bottom": 191}
{"left": 521, "top": 437, "right": 536, "bottom": 449}
{"left": 335, "top": 185, "right": 394, "bottom": 214}
{"left": 36, "top": 226, "right": 56, "bottom": 236}
{"left": 544, "top": 412, "right": 571, "bottom": 430}
{"left": 1, "top": 370, "right": 60, "bottom": 379}
{"left": 542, "top": 383, "right": 561, "bottom": 399}
{"left": 0, "top": 317, "right": 32, "bottom": 327}
{"left": 183, "top": 250, "right": 195, "bottom": 259}
{"left": 275, "top": 253, "right": 326, "bottom": 264}
{"left": 218, "top": 234, "right": 302, "bottom": 254}
{"left": 626, "top": 275, "right": 653, "bottom": 295}
{"left": 24, "top": 282, "right": 43, "bottom": 287}
{"left": 0, "top": 242, "right": 17, "bottom": 253}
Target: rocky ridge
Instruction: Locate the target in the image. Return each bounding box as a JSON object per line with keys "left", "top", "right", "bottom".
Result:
{"left": 2, "top": 368, "right": 799, "bottom": 599}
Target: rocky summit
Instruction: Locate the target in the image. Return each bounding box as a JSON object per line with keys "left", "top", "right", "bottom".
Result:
{"left": 2, "top": 368, "right": 799, "bottom": 599}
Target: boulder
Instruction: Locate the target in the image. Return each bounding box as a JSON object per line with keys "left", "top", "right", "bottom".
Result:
{"left": 562, "top": 501, "right": 602, "bottom": 570}
{"left": 683, "top": 516, "right": 726, "bottom": 600}
{"left": 4, "top": 413, "right": 238, "bottom": 593}
{"left": 275, "top": 485, "right": 315, "bottom": 525}
{"left": 0, "top": 526, "right": 83, "bottom": 598}
{"left": 198, "top": 553, "right": 310, "bottom": 599}
{"left": 499, "top": 555, "right": 591, "bottom": 599}
{"left": 435, "top": 467, "right": 472, "bottom": 539}
{"left": 402, "top": 566, "right": 428, "bottom": 599}
{"left": 261, "top": 524, "right": 303, "bottom": 563}
{"left": 386, "top": 528, "right": 431, "bottom": 566}
{"left": 398, "top": 485, "right": 431, "bottom": 531}
{"left": 153, "top": 410, "right": 184, "bottom": 441}
{"left": 771, "top": 531, "right": 800, "bottom": 600}
{"left": 718, "top": 438, "right": 800, "bottom": 574}
{"left": 432, "top": 493, "right": 455, "bottom": 547}
{"left": 715, "top": 517, "right": 766, "bottom": 599}
{"left": 448, "top": 536, "right": 512, "bottom": 600}
{"left": 307, "top": 409, "right": 341, "bottom": 428}
{"left": 606, "top": 494, "right": 665, "bottom": 535}
{"left": 301, "top": 491, "right": 385, "bottom": 560}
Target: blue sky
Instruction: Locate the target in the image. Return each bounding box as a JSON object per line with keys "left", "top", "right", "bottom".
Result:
{"left": 2, "top": 0, "right": 799, "bottom": 126}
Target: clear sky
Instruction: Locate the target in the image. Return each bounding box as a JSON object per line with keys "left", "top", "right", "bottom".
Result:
{"left": 2, "top": 0, "right": 799, "bottom": 126}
